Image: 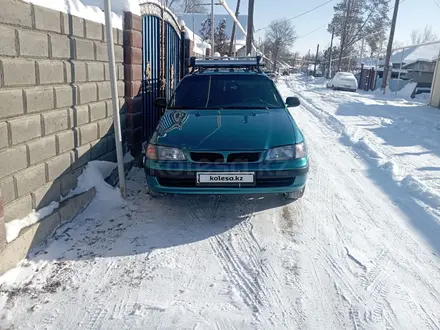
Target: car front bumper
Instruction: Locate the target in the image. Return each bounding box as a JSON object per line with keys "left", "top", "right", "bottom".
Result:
{"left": 144, "top": 157, "right": 309, "bottom": 195}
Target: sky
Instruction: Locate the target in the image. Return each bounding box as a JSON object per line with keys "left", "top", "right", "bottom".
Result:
{"left": 213, "top": 0, "right": 440, "bottom": 55}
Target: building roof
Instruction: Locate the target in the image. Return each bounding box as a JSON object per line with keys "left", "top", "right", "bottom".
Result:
{"left": 390, "top": 43, "right": 440, "bottom": 64}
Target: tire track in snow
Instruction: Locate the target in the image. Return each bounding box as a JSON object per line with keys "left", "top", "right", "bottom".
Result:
{"left": 285, "top": 78, "right": 440, "bottom": 330}
{"left": 185, "top": 196, "right": 299, "bottom": 329}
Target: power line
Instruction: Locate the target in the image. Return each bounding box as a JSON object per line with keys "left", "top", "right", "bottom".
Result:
{"left": 297, "top": 24, "right": 327, "bottom": 40}
{"left": 256, "top": 0, "right": 334, "bottom": 32}
{"left": 433, "top": 0, "right": 440, "bottom": 9}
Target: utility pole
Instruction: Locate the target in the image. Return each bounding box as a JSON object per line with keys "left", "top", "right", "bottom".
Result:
{"left": 328, "top": 26, "right": 335, "bottom": 78}
{"left": 104, "top": 0, "right": 126, "bottom": 198}
{"left": 314, "top": 44, "right": 320, "bottom": 76}
{"left": 211, "top": 0, "right": 215, "bottom": 54}
{"left": 381, "top": 0, "right": 400, "bottom": 92}
{"left": 338, "top": 0, "right": 351, "bottom": 71}
{"left": 229, "top": 0, "right": 241, "bottom": 56}
{"left": 246, "top": 0, "right": 255, "bottom": 55}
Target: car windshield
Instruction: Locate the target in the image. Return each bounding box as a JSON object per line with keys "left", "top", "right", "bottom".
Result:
{"left": 168, "top": 74, "right": 285, "bottom": 109}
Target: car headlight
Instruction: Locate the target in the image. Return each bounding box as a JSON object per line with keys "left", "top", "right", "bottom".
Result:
{"left": 266, "top": 143, "right": 307, "bottom": 161}
{"left": 146, "top": 144, "right": 186, "bottom": 161}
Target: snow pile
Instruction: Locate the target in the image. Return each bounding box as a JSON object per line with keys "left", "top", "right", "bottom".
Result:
{"left": 69, "top": 161, "right": 122, "bottom": 203}
{"left": 0, "top": 260, "right": 47, "bottom": 290}
{"left": 5, "top": 202, "right": 60, "bottom": 243}
{"left": 414, "top": 92, "right": 431, "bottom": 102}
{"left": 5, "top": 161, "right": 121, "bottom": 244}
{"left": 22, "top": 0, "right": 142, "bottom": 29}
{"left": 353, "top": 137, "right": 383, "bottom": 159}
{"left": 380, "top": 161, "right": 404, "bottom": 181}
{"left": 401, "top": 175, "right": 440, "bottom": 209}
{"left": 283, "top": 76, "right": 440, "bottom": 213}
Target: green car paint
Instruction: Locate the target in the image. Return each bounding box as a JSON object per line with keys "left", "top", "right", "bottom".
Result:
{"left": 144, "top": 71, "right": 309, "bottom": 196}
{"left": 150, "top": 108, "right": 304, "bottom": 150}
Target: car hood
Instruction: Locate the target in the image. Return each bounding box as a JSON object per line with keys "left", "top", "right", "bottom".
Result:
{"left": 151, "top": 108, "right": 302, "bottom": 151}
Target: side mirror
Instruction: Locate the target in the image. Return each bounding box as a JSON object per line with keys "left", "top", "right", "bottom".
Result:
{"left": 286, "top": 96, "right": 300, "bottom": 107}
{"left": 154, "top": 97, "right": 167, "bottom": 108}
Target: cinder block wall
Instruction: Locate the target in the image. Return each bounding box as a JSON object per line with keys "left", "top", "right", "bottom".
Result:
{"left": 0, "top": 0, "right": 126, "bottom": 250}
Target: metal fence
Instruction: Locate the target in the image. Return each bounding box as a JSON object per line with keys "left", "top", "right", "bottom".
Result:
{"left": 140, "top": 1, "right": 183, "bottom": 140}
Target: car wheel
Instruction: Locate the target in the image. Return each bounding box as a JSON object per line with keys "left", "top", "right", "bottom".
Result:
{"left": 284, "top": 187, "right": 305, "bottom": 201}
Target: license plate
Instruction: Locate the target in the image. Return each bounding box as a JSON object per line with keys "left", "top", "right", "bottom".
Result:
{"left": 197, "top": 172, "right": 255, "bottom": 185}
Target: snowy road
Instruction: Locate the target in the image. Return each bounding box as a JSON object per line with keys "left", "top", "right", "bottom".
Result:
{"left": 1, "top": 77, "right": 440, "bottom": 329}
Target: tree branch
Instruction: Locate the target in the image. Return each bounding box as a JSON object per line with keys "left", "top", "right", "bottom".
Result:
{"left": 347, "top": 2, "right": 380, "bottom": 47}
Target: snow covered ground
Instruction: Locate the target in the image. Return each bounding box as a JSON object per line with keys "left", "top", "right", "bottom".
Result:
{"left": 1, "top": 76, "right": 440, "bottom": 329}
{"left": 287, "top": 75, "right": 440, "bottom": 214}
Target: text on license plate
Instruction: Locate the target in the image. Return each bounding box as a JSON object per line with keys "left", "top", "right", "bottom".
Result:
{"left": 197, "top": 172, "right": 255, "bottom": 184}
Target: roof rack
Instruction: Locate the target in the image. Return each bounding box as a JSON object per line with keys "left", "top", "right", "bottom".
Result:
{"left": 189, "top": 56, "right": 263, "bottom": 73}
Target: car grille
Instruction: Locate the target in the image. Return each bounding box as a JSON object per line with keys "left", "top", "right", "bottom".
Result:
{"left": 190, "top": 152, "right": 224, "bottom": 163}
{"left": 156, "top": 171, "right": 295, "bottom": 188}
{"left": 227, "top": 152, "right": 261, "bottom": 163}
{"left": 190, "top": 152, "right": 261, "bottom": 163}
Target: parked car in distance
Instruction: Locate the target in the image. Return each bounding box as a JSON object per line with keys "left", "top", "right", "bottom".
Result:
{"left": 144, "top": 56, "right": 309, "bottom": 201}
{"left": 327, "top": 72, "right": 358, "bottom": 92}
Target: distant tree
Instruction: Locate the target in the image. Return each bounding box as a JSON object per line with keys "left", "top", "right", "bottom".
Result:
{"left": 283, "top": 51, "right": 300, "bottom": 67}
{"left": 159, "top": 0, "right": 179, "bottom": 10}
{"left": 215, "top": 19, "right": 230, "bottom": 54}
{"left": 199, "top": 16, "right": 211, "bottom": 42}
{"left": 199, "top": 17, "right": 230, "bottom": 55}
{"left": 410, "top": 25, "right": 438, "bottom": 44}
{"left": 180, "top": 0, "right": 208, "bottom": 13}
{"left": 264, "top": 19, "right": 296, "bottom": 71}
{"left": 328, "top": 0, "right": 390, "bottom": 71}
{"left": 159, "top": 0, "right": 207, "bottom": 13}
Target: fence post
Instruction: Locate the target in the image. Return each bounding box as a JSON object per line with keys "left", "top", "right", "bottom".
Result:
{"left": 359, "top": 63, "right": 364, "bottom": 89}
{"left": 181, "top": 29, "right": 190, "bottom": 77}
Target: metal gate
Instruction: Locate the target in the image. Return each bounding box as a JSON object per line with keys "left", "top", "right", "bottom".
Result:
{"left": 141, "top": 2, "right": 182, "bottom": 140}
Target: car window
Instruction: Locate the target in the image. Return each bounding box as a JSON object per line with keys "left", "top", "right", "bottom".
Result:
{"left": 168, "top": 74, "right": 285, "bottom": 109}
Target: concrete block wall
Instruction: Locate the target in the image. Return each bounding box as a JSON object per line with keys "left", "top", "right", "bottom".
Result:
{"left": 0, "top": 0, "right": 126, "bottom": 252}
{"left": 123, "top": 12, "right": 143, "bottom": 156}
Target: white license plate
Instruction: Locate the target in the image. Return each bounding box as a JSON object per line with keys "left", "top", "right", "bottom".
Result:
{"left": 197, "top": 172, "right": 255, "bottom": 184}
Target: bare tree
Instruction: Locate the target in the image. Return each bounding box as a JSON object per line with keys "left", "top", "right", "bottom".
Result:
{"left": 180, "top": 0, "right": 208, "bottom": 13}
{"left": 159, "top": 0, "right": 207, "bottom": 13}
{"left": 410, "top": 25, "right": 438, "bottom": 44}
{"left": 159, "top": 0, "right": 179, "bottom": 9}
{"left": 265, "top": 19, "right": 296, "bottom": 71}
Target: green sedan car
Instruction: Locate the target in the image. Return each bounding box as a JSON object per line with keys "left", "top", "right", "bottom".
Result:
{"left": 144, "top": 57, "right": 309, "bottom": 200}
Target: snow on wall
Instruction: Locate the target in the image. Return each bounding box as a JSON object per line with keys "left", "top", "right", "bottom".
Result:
{"left": 22, "top": 0, "right": 142, "bottom": 29}
{"left": 5, "top": 161, "right": 122, "bottom": 244}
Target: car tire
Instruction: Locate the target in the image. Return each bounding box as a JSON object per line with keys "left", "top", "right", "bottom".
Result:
{"left": 284, "top": 187, "right": 305, "bottom": 201}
